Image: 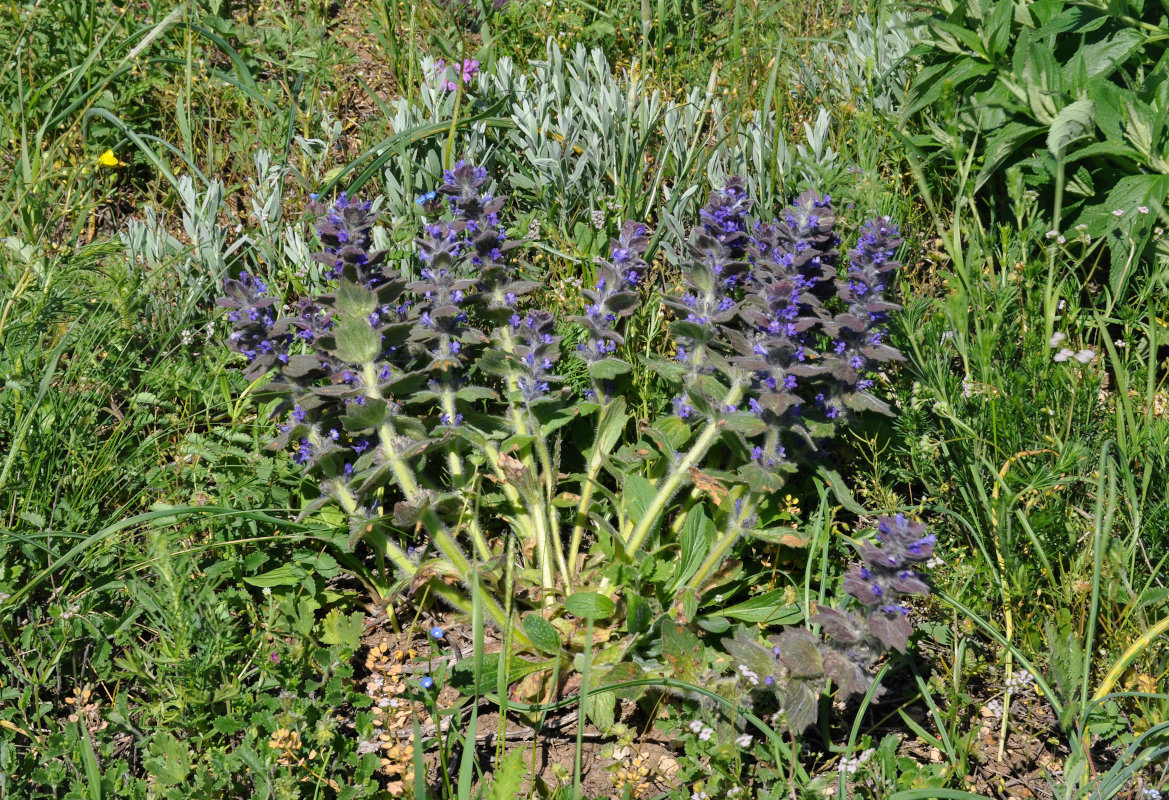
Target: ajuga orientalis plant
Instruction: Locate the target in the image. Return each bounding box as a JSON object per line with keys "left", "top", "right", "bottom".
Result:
{"left": 219, "top": 160, "right": 919, "bottom": 676}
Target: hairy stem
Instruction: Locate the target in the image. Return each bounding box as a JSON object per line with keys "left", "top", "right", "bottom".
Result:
{"left": 623, "top": 381, "right": 743, "bottom": 556}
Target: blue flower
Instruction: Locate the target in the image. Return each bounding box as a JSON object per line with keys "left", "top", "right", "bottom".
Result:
{"left": 420, "top": 676, "right": 434, "bottom": 690}
{"left": 430, "top": 625, "right": 445, "bottom": 640}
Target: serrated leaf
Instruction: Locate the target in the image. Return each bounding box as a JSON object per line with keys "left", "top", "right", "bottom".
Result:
{"left": 321, "top": 608, "right": 364, "bottom": 649}
{"left": 487, "top": 748, "right": 528, "bottom": 800}
{"left": 777, "top": 628, "right": 823, "bottom": 678}
{"left": 783, "top": 679, "right": 819, "bottom": 734}
{"left": 143, "top": 731, "right": 191, "bottom": 786}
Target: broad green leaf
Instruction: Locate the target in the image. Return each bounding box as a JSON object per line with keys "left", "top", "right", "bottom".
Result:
{"left": 333, "top": 317, "right": 380, "bottom": 363}
{"left": 581, "top": 689, "right": 616, "bottom": 731}
{"left": 450, "top": 653, "right": 552, "bottom": 695}
{"left": 714, "top": 589, "right": 803, "bottom": 624}
{"left": 587, "top": 357, "right": 632, "bottom": 380}
{"left": 565, "top": 591, "right": 616, "bottom": 619}
{"left": 344, "top": 396, "right": 388, "bottom": 430}
{"left": 593, "top": 397, "right": 628, "bottom": 457}
{"left": 243, "top": 564, "right": 303, "bottom": 587}
{"left": 335, "top": 279, "right": 378, "bottom": 318}
{"left": 976, "top": 121, "right": 1042, "bottom": 190}
{"left": 522, "top": 614, "right": 562, "bottom": 654}
{"left": 622, "top": 474, "right": 656, "bottom": 525}
{"left": 625, "top": 590, "right": 651, "bottom": 634}
{"left": 673, "top": 508, "right": 715, "bottom": 591}
{"left": 1047, "top": 99, "right": 1094, "bottom": 159}
{"left": 661, "top": 621, "right": 702, "bottom": 683}
{"left": 456, "top": 386, "right": 498, "bottom": 402}
{"left": 1066, "top": 28, "right": 1145, "bottom": 81}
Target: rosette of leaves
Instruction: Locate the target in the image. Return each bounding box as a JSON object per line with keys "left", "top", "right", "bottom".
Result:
{"left": 717, "top": 515, "right": 935, "bottom": 736}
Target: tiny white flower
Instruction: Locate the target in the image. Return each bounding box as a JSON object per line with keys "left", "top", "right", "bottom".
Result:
{"left": 262, "top": 587, "right": 272, "bottom": 596}
{"left": 1049, "top": 332, "right": 1067, "bottom": 347}
{"left": 1057, "top": 235, "right": 1066, "bottom": 244}
{"left": 1115, "top": 339, "right": 1127, "bottom": 348}
{"left": 688, "top": 720, "right": 704, "bottom": 734}
{"left": 698, "top": 726, "right": 714, "bottom": 741}
{"left": 1054, "top": 348, "right": 1075, "bottom": 362}
{"left": 735, "top": 734, "right": 753, "bottom": 748}
{"left": 1112, "top": 209, "right": 1125, "bottom": 218}
{"left": 1045, "top": 230, "right": 1058, "bottom": 239}
{"left": 1073, "top": 349, "right": 1096, "bottom": 364}
{"left": 1138, "top": 206, "right": 1150, "bottom": 214}
{"left": 1057, "top": 299, "right": 1066, "bottom": 310}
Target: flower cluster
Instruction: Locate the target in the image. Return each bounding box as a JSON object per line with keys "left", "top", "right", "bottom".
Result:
{"left": 434, "top": 57, "right": 481, "bottom": 91}
{"left": 508, "top": 310, "right": 561, "bottom": 404}
{"left": 654, "top": 180, "right": 906, "bottom": 486}
{"left": 715, "top": 515, "right": 935, "bottom": 735}
{"left": 219, "top": 159, "right": 564, "bottom": 550}
{"left": 571, "top": 220, "right": 649, "bottom": 377}
{"left": 821, "top": 216, "right": 904, "bottom": 410}
{"left": 217, "top": 272, "right": 290, "bottom": 380}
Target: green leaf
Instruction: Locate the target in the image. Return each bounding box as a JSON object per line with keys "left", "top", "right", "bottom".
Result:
{"left": 625, "top": 591, "right": 651, "bottom": 634}
{"left": 333, "top": 317, "right": 380, "bottom": 363}
{"left": 335, "top": 279, "right": 378, "bottom": 318}
{"left": 212, "top": 716, "right": 247, "bottom": 735}
{"left": 817, "top": 466, "right": 865, "bottom": 514}
{"left": 143, "top": 731, "right": 191, "bottom": 786}
{"left": 587, "top": 357, "right": 632, "bottom": 380}
{"left": 321, "top": 608, "right": 364, "bottom": 649}
{"left": 984, "top": 0, "right": 1014, "bottom": 59}
{"left": 344, "top": 396, "right": 388, "bottom": 430}
{"left": 593, "top": 397, "right": 628, "bottom": 457}
{"left": 976, "top": 121, "right": 1042, "bottom": 190}
{"left": 522, "top": 615, "right": 562, "bottom": 654}
{"left": 721, "top": 411, "right": 767, "bottom": 436}
{"left": 456, "top": 386, "right": 498, "bottom": 402}
{"left": 582, "top": 689, "right": 616, "bottom": 731}
{"left": 661, "top": 621, "right": 702, "bottom": 683}
{"left": 1067, "top": 28, "right": 1145, "bottom": 81}
{"left": 487, "top": 748, "right": 528, "bottom": 800}
{"left": 714, "top": 589, "right": 803, "bottom": 624}
{"left": 673, "top": 509, "right": 715, "bottom": 591}
{"left": 243, "top": 564, "right": 303, "bottom": 587}
{"left": 450, "top": 653, "right": 552, "bottom": 695}
{"left": 622, "top": 474, "right": 656, "bottom": 525}
{"left": 1047, "top": 99, "right": 1094, "bottom": 159}
{"left": 564, "top": 592, "right": 616, "bottom": 619}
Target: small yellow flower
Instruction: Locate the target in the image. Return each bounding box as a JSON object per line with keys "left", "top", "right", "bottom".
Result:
{"left": 98, "top": 150, "right": 125, "bottom": 168}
